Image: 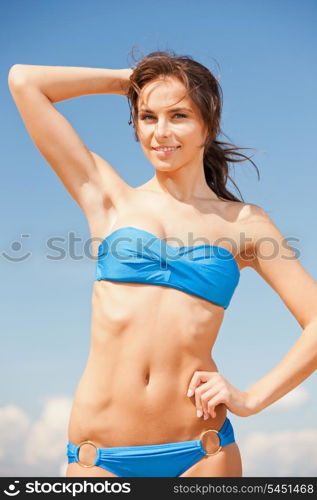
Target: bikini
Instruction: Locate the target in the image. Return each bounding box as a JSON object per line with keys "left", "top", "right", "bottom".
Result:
{"left": 66, "top": 225, "right": 240, "bottom": 476}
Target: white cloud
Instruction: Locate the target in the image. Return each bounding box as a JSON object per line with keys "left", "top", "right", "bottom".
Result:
{"left": 270, "top": 386, "right": 310, "bottom": 410}
{"left": 241, "top": 428, "right": 317, "bottom": 476}
{"left": 24, "top": 396, "right": 72, "bottom": 465}
{"left": 0, "top": 396, "right": 72, "bottom": 476}
{"left": 59, "top": 460, "right": 68, "bottom": 477}
{"left": 0, "top": 405, "right": 31, "bottom": 460}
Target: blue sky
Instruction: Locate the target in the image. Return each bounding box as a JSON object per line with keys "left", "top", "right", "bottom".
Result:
{"left": 1, "top": 0, "right": 316, "bottom": 476}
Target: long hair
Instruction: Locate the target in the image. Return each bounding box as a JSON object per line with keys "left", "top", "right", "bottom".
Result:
{"left": 126, "top": 50, "right": 259, "bottom": 203}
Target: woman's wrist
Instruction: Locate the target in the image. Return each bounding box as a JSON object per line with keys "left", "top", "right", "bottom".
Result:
{"left": 245, "top": 389, "right": 261, "bottom": 416}
{"left": 117, "top": 68, "right": 134, "bottom": 96}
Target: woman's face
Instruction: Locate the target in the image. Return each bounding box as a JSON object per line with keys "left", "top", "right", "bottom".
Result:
{"left": 135, "top": 76, "right": 208, "bottom": 172}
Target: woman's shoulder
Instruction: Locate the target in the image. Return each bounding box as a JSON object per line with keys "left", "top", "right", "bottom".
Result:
{"left": 228, "top": 202, "right": 271, "bottom": 266}
{"left": 230, "top": 201, "right": 268, "bottom": 224}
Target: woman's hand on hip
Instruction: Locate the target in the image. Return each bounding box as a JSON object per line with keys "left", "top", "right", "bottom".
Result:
{"left": 187, "top": 371, "right": 254, "bottom": 419}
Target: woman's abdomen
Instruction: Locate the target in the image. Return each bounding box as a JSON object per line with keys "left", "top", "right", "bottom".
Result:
{"left": 68, "top": 284, "right": 226, "bottom": 446}
{"left": 67, "top": 346, "right": 227, "bottom": 447}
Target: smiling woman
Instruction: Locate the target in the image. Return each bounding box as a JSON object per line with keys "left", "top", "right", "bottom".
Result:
{"left": 127, "top": 52, "right": 259, "bottom": 202}
{"left": 8, "top": 49, "right": 317, "bottom": 478}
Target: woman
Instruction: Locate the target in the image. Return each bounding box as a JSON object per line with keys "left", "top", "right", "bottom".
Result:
{"left": 8, "top": 51, "right": 317, "bottom": 478}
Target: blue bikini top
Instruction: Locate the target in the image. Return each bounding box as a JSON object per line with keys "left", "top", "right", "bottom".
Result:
{"left": 96, "top": 226, "right": 240, "bottom": 310}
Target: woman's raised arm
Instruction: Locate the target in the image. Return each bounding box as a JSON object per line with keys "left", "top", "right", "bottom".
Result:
{"left": 8, "top": 64, "right": 133, "bottom": 215}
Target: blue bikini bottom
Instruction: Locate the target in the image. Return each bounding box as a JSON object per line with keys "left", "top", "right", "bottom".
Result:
{"left": 66, "top": 416, "right": 235, "bottom": 477}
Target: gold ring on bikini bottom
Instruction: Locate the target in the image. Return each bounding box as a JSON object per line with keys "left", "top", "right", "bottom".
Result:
{"left": 200, "top": 429, "right": 222, "bottom": 456}
{"left": 77, "top": 440, "right": 98, "bottom": 468}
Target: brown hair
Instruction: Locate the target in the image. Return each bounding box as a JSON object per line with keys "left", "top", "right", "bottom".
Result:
{"left": 126, "top": 50, "right": 259, "bottom": 203}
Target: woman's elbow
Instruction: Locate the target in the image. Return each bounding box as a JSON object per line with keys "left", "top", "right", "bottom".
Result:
{"left": 8, "top": 64, "right": 31, "bottom": 90}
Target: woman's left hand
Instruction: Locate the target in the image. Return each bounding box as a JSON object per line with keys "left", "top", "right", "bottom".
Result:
{"left": 187, "top": 371, "right": 255, "bottom": 419}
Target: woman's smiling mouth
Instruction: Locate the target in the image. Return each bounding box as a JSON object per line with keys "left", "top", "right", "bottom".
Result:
{"left": 152, "top": 146, "right": 181, "bottom": 156}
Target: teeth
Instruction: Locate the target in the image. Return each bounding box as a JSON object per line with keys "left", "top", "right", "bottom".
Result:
{"left": 155, "top": 147, "right": 179, "bottom": 151}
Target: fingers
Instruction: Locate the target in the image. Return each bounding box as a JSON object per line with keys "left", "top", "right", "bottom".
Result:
{"left": 187, "top": 371, "right": 246, "bottom": 418}
{"left": 206, "top": 394, "right": 225, "bottom": 419}
{"left": 194, "top": 384, "right": 210, "bottom": 418}
{"left": 187, "top": 371, "right": 224, "bottom": 420}
{"left": 187, "top": 371, "right": 214, "bottom": 398}
{"left": 201, "top": 388, "right": 219, "bottom": 419}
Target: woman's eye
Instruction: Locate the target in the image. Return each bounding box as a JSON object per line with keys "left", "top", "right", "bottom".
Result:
{"left": 140, "top": 113, "right": 187, "bottom": 120}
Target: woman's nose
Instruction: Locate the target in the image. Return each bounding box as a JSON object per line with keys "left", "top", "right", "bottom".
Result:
{"left": 155, "top": 119, "right": 171, "bottom": 138}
